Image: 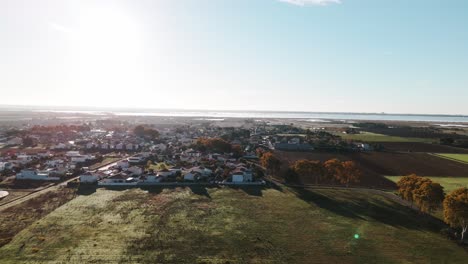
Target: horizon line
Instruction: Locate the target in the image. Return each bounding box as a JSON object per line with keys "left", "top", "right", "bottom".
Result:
{"left": 0, "top": 103, "right": 467, "bottom": 118}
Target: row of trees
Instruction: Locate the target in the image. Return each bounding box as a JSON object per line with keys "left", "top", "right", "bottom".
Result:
{"left": 260, "top": 152, "right": 362, "bottom": 187}
{"left": 397, "top": 174, "right": 445, "bottom": 213}
{"left": 194, "top": 138, "right": 243, "bottom": 157}
{"left": 397, "top": 174, "right": 468, "bottom": 241}
{"left": 290, "top": 159, "right": 361, "bottom": 186}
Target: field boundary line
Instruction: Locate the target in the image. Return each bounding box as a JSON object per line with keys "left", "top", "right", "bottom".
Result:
{"left": 429, "top": 153, "right": 468, "bottom": 165}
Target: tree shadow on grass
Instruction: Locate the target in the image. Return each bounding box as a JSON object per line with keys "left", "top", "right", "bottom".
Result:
{"left": 293, "top": 187, "right": 445, "bottom": 231}
{"left": 189, "top": 186, "right": 211, "bottom": 199}
{"left": 77, "top": 185, "right": 97, "bottom": 195}
{"left": 226, "top": 186, "right": 264, "bottom": 197}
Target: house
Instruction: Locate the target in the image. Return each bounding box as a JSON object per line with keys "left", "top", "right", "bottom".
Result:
{"left": 17, "top": 154, "right": 33, "bottom": 165}
{"left": 183, "top": 172, "right": 199, "bottom": 181}
{"left": 101, "top": 143, "right": 109, "bottom": 150}
{"left": 46, "top": 159, "right": 65, "bottom": 167}
{"left": 86, "top": 142, "right": 95, "bottom": 149}
{"left": 188, "top": 166, "right": 212, "bottom": 177}
{"left": 0, "top": 162, "right": 13, "bottom": 171}
{"left": 71, "top": 154, "right": 95, "bottom": 163}
{"left": 128, "top": 155, "right": 145, "bottom": 164}
{"left": 144, "top": 174, "right": 163, "bottom": 183}
{"left": 127, "top": 166, "right": 143, "bottom": 176}
{"left": 153, "top": 143, "right": 167, "bottom": 152}
{"left": 16, "top": 169, "right": 60, "bottom": 181}
{"left": 7, "top": 137, "right": 23, "bottom": 146}
{"left": 157, "top": 169, "right": 176, "bottom": 178}
{"left": 66, "top": 151, "right": 81, "bottom": 157}
{"left": 79, "top": 172, "right": 101, "bottom": 183}
{"left": 116, "top": 160, "right": 130, "bottom": 169}
{"left": 115, "top": 143, "right": 124, "bottom": 150}
{"left": 126, "top": 143, "right": 134, "bottom": 150}
{"left": 230, "top": 168, "right": 253, "bottom": 182}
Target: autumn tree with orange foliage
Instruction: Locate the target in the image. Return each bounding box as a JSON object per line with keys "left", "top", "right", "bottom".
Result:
{"left": 443, "top": 188, "right": 468, "bottom": 241}
{"left": 397, "top": 174, "right": 445, "bottom": 213}
{"left": 260, "top": 152, "right": 281, "bottom": 176}
{"left": 292, "top": 160, "right": 324, "bottom": 185}
{"left": 339, "top": 161, "right": 362, "bottom": 187}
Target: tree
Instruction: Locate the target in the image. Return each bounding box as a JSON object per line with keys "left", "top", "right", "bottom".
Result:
{"left": 292, "top": 160, "right": 324, "bottom": 185}
{"left": 443, "top": 188, "right": 468, "bottom": 241}
{"left": 339, "top": 161, "right": 362, "bottom": 187}
{"left": 397, "top": 174, "right": 421, "bottom": 205}
{"left": 22, "top": 137, "right": 34, "bottom": 147}
{"left": 283, "top": 168, "right": 299, "bottom": 183}
{"left": 324, "top": 159, "right": 344, "bottom": 182}
{"left": 260, "top": 152, "right": 281, "bottom": 176}
{"left": 134, "top": 125, "right": 146, "bottom": 137}
{"left": 413, "top": 181, "right": 444, "bottom": 213}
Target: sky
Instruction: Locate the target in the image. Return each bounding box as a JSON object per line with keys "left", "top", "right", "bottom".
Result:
{"left": 1, "top": 0, "right": 468, "bottom": 115}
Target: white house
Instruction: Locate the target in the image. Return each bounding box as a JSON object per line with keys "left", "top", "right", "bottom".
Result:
{"left": 127, "top": 166, "right": 143, "bottom": 176}
{"left": 79, "top": 172, "right": 101, "bottom": 183}
{"left": 231, "top": 168, "right": 253, "bottom": 182}
{"left": 0, "top": 162, "right": 13, "bottom": 171}
{"left": 66, "top": 151, "right": 81, "bottom": 157}
{"left": 115, "top": 143, "right": 124, "bottom": 150}
{"left": 17, "top": 154, "right": 33, "bottom": 165}
{"left": 16, "top": 169, "right": 60, "bottom": 181}
{"left": 116, "top": 160, "right": 130, "bottom": 169}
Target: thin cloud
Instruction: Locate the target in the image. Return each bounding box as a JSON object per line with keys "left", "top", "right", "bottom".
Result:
{"left": 48, "top": 22, "right": 72, "bottom": 34}
{"left": 278, "top": 0, "right": 341, "bottom": 6}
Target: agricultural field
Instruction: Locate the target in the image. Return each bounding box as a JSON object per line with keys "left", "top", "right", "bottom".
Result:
{"left": 339, "top": 132, "right": 435, "bottom": 143}
{"left": 0, "top": 187, "right": 466, "bottom": 263}
{"left": 276, "top": 151, "right": 468, "bottom": 188}
{"left": 379, "top": 142, "right": 468, "bottom": 153}
{"left": 432, "top": 154, "right": 468, "bottom": 164}
{"left": 385, "top": 176, "right": 468, "bottom": 193}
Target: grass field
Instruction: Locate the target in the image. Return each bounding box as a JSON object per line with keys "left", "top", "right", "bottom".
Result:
{"left": 0, "top": 186, "right": 466, "bottom": 263}
{"left": 339, "top": 132, "right": 435, "bottom": 143}
{"left": 0, "top": 187, "right": 77, "bottom": 247}
{"left": 385, "top": 176, "right": 468, "bottom": 193}
{"left": 433, "top": 154, "right": 468, "bottom": 164}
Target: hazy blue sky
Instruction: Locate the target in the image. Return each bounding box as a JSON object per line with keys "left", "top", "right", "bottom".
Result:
{"left": 1, "top": 0, "right": 468, "bottom": 114}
